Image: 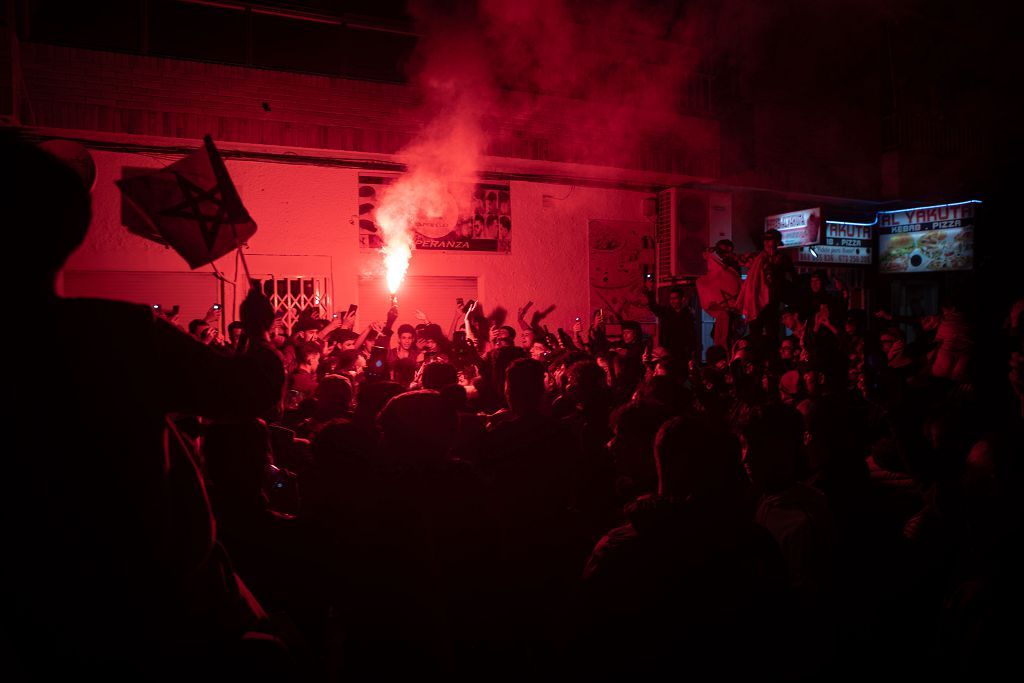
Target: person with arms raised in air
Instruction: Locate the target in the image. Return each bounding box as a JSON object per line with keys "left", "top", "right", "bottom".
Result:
{"left": 643, "top": 278, "right": 696, "bottom": 363}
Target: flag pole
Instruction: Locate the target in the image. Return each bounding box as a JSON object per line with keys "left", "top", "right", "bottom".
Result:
{"left": 237, "top": 246, "right": 252, "bottom": 281}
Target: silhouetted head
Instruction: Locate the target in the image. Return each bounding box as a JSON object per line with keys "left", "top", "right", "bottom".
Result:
{"left": 610, "top": 400, "right": 672, "bottom": 495}
{"left": 566, "top": 360, "right": 609, "bottom": 407}
{"left": 354, "top": 380, "right": 403, "bottom": 424}
{"left": 505, "top": 357, "right": 546, "bottom": 416}
{"left": 314, "top": 374, "right": 353, "bottom": 420}
{"left": 655, "top": 416, "right": 739, "bottom": 500}
{"left": 378, "top": 390, "right": 458, "bottom": 463}
{"left": 490, "top": 345, "right": 529, "bottom": 401}
{"left": 737, "top": 403, "right": 804, "bottom": 493}
{"left": 422, "top": 361, "right": 459, "bottom": 390}
{"left": 4, "top": 131, "right": 92, "bottom": 293}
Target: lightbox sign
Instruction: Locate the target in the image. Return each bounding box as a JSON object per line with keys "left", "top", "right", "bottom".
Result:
{"left": 797, "top": 220, "right": 873, "bottom": 266}
{"left": 878, "top": 201, "right": 978, "bottom": 273}
{"left": 765, "top": 207, "right": 821, "bottom": 248}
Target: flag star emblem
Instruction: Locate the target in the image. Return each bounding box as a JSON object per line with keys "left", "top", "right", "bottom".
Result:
{"left": 159, "top": 172, "right": 233, "bottom": 252}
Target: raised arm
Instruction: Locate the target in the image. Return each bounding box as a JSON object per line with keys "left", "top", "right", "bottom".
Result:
{"left": 517, "top": 301, "right": 534, "bottom": 331}
{"left": 643, "top": 281, "right": 671, "bottom": 318}
{"left": 463, "top": 300, "right": 479, "bottom": 346}
{"left": 153, "top": 290, "right": 284, "bottom": 418}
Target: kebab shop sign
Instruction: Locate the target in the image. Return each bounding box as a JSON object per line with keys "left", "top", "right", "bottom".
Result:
{"left": 878, "top": 202, "right": 977, "bottom": 273}
{"left": 797, "top": 222, "right": 872, "bottom": 265}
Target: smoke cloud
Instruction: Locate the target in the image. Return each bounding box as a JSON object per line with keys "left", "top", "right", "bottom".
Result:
{"left": 375, "top": 0, "right": 720, "bottom": 289}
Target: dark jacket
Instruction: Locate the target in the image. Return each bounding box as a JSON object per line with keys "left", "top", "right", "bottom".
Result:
{"left": 576, "top": 494, "right": 789, "bottom": 677}
{"left": 645, "top": 290, "right": 696, "bottom": 361}
{"left": 16, "top": 298, "right": 284, "bottom": 674}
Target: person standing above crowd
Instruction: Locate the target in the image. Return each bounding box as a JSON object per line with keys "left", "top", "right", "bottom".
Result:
{"left": 643, "top": 279, "right": 696, "bottom": 363}
{"left": 738, "top": 228, "right": 797, "bottom": 345}
{"left": 698, "top": 238, "right": 744, "bottom": 349}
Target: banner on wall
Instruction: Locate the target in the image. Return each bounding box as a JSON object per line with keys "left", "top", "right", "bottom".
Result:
{"left": 797, "top": 221, "right": 873, "bottom": 266}
{"left": 878, "top": 201, "right": 977, "bottom": 273}
{"left": 589, "top": 220, "right": 657, "bottom": 325}
{"left": 358, "top": 175, "right": 511, "bottom": 252}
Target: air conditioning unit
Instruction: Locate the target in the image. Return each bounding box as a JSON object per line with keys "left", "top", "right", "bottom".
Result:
{"left": 655, "top": 188, "right": 732, "bottom": 282}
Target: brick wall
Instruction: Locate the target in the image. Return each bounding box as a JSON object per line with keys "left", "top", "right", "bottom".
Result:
{"left": 18, "top": 42, "right": 719, "bottom": 178}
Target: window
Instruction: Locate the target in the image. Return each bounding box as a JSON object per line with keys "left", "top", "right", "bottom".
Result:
{"left": 252, "top": 274, "right": 331, "bottom": 334}
{"left": 149, "top": 0, "right": 247, "bottom": 65}
{"left": 29, "top": 0, "right": 143, "bottom": 53}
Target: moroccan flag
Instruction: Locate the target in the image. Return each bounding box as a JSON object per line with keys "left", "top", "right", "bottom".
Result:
{"left": 116, "top": 135, "right": 256, "bottom": 269}
{"left": 696, "top": 251, "right": 741, "bottom": 313}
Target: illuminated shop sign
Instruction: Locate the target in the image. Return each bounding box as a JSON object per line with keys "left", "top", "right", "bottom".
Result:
{"left": 877, "top": 201, "right": 978, "bottom": 273}
{"left": 797, "top": 220, "right": 874, "bottom": 266}
{"left": 765, "top": 207, "right": 821, "bottom": 248}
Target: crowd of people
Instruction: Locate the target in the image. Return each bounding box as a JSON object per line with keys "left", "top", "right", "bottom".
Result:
{"left": 12, "top": 131, "right": 1024, "bottom": 680}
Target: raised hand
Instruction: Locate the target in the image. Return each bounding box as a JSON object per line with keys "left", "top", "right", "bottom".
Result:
{"left": 204, "top": 304, "right": 223, "bottom": 324}
{"left": 321, "top": 317, "right": 341, "bottom": 334}
{"left": 530, "top": 304, "right": 555, "bottom": 328}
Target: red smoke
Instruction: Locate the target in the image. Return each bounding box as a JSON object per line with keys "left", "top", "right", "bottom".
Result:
{"left": 375, "top": 2, "right": 492, "bottom": 293}
{"left": 375, "top": 0, "right": 714, "bottom": 287}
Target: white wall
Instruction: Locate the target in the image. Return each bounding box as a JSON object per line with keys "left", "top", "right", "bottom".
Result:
{"left": 63, "top": 149, "right": 656, "bottom": 332}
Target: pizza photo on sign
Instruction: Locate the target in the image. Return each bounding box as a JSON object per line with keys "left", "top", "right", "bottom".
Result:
{"left": 924, "top": 227, "right": 973, "bottom": 271}
{"left": 918, "top": 230, "right": 947, "bottom": 259}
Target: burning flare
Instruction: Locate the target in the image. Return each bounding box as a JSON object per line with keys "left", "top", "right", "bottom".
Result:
{"left": 375, "top": 184, "right": 416, "bottom": 295}
{"left": 375, "top": 170, "right": 451, "bottom": 294}
{"left": 373, "top": 7, "right": 487, "bottom": 295}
